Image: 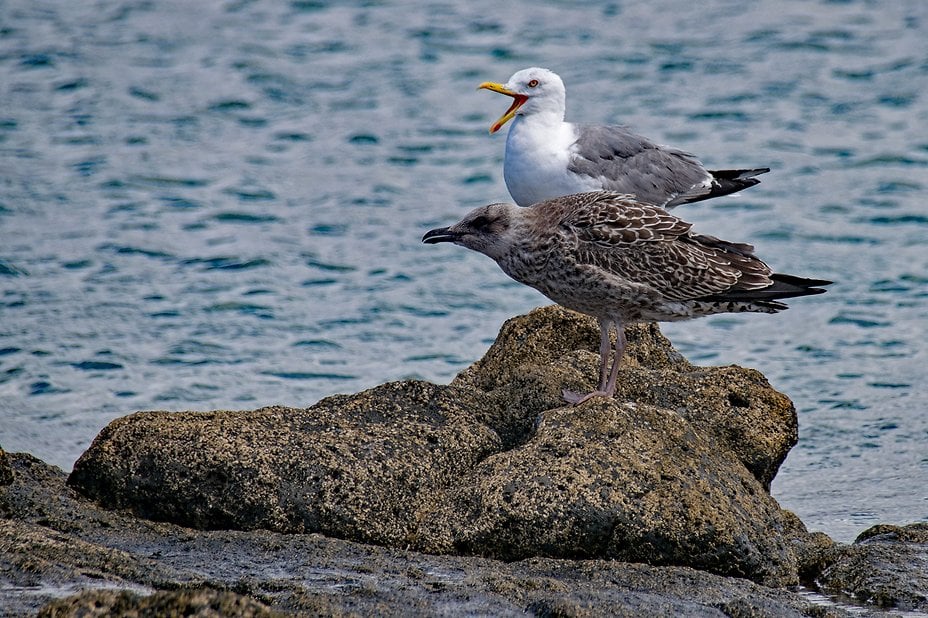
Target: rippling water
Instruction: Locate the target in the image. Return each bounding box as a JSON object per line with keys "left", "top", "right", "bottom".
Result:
{"left": 1, "top": 0, "right": 925, "bottom": 543}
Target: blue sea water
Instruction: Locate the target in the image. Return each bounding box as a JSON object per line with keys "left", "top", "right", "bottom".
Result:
{"left": 0, "top": 0, "right": 925, "bottom": 544}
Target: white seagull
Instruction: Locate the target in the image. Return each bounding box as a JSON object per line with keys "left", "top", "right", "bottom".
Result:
{"left": 479, "top": 67, "right": 769, "bottom": 209}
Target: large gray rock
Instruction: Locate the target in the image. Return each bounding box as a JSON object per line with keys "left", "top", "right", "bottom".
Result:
{"left": 68, "top": 306, "right": 805, "bottom": 586}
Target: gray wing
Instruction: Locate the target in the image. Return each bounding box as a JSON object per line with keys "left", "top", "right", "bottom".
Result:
{"left": 567, "top": 124, "right": 712, "bottom": 207}
{"left": 559, "top": 193, "right": 772, "bottom": 301}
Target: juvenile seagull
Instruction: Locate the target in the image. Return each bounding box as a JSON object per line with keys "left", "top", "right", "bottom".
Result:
{"left": 479, "top": 67, "right": 769, "bottom": 209}
{"left": 423, "top": 191, "right": 830, "bottom": 405}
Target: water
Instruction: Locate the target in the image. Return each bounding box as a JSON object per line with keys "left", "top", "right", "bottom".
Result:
{"left": 0, "top": 0, "right": 925, "bottom": 544}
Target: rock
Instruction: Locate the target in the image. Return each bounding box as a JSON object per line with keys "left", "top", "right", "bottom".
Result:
{"left": 0, "top": 518, "right": 196, "bottom": 591}
{"left": 1, "top": 453, "right": 853, "bottom": 617}
{"left": 417, "top": 400, "right": 800, "bottom": 587}
{"left": 781, "top": 508, "right": 838, "bottom": 583}
{"left": 855, "top": 522, "right": 928, "bottom": 544}
{"left": 37, "top": 589, "right": 283, "bottom": 618}
{"left": 69, "top": 381, "right": 501, "bottom": 546}
{"left": 453, "top": 306, "right": 797, "bottom": 489}
{"left": 815, "top": 522, "right": 928, "bottom": 611}
{"left": 66, "top": 306, "right": 808, "bottom": 586}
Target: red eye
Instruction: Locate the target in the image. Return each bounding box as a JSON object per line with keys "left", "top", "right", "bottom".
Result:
{"left": 528, "top": 79, "right": 539, "bottom": 88}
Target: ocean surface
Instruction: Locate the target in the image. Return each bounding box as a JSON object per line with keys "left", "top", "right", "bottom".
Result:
{"left": 1, "top": 0, "right": 925, "bottom": 544}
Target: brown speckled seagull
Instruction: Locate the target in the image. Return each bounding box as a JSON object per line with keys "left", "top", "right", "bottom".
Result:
{"left": 479, "top": 67, "right": 769, "bottom": 209}
{"left": 423, "top": 191, "right": 831, "bottom": 405}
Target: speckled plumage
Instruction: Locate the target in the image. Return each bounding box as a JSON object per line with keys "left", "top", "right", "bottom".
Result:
{"left": 423, "top": 191, "right": 831, "bottom": 405}
{"left": 479, "top": 67, "right": 769, "bottom": 208}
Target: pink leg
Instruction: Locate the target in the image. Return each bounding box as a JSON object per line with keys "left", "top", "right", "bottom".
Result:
{"left": 563, "top": 319, "right": 624, "bottom": 405}
{"left": 601, "top": 325, "right": 626, "bottom": 397}
{"left": 595, "top": 318, "right": 612, "bottom": 390}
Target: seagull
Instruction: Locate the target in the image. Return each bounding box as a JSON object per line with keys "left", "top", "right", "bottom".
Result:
{"left": 478, "top": 67, "right": 770, "bottom": 209}
{"left": 423, "top": 191, "right": 830, "bottom": 406}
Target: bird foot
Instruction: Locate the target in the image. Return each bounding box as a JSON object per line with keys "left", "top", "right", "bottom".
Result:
{"left": 562, "top": 389, "right": 614, "bottom": 406}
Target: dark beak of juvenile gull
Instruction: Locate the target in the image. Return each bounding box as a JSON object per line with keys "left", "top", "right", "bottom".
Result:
{"left": 422, "top": 227, "right": 458, "bottom": 244}
{"left": 478, "top": 81, "right": 529, "bottom": 134}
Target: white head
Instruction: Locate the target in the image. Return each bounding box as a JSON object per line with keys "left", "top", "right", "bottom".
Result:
{"left": 421, "top": 203, "right": 521, "bottom": 261}
{"left": 478, "top": 67, "right": 567, "bottom": 133}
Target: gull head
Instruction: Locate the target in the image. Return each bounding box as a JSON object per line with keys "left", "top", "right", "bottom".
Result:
{"left": 422, "top": 203, "right": 520, "bottom": 261}
{"left": 478, "top": 67, "right": 567, "bottom": 133}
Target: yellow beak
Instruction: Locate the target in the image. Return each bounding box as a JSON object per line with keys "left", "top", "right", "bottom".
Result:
{"left": 478, "top": 81, "right": 529, "bottom": 134}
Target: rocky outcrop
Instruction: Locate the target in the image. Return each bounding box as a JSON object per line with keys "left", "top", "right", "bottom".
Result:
{"left": 68, "top": 381, "right": 501, "bottom": 547}
{"left": 2, "top": 454, "right": 850, "bottom": 617}
{"left": 416, "top": 400, "right": 800, "bottom": 586}
{"left": 3, "top": 306, "right": 923, "bottom": 615}
{"left": 68, "top": 306, "right": 804, "bottom": 587}
{"left": 452, "top": 309, "right": 797, "bottom": 489}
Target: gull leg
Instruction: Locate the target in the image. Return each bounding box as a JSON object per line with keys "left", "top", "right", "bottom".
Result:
{"left": 563, "top": 318, "right": 620, "bottom": 405}
{"left": 595, "top": 318, "right": 612, "bottom": 390}
{"left": 601, "top": 323, "right": 626, "bottom": 398}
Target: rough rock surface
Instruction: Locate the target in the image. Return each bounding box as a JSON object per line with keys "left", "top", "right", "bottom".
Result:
{"left": 68, "top": 306, "right": 804, "bottom": 587}
{"left": 37, "top": 589, "right": 283, "bottom": 618}
{"left": 453, "top": 308, "right": 797, "bottom": 488}
{"left": 2, "top": 454, "right": 853, "bottom": 617}
{"left": 70, "top": 381, "right": 500, "bottom": 547}
{"left": 417, "top": 400, "right": 800, "bottom": 586}
{"left": 816, "top": 523, "right": 928, "bottom": 611}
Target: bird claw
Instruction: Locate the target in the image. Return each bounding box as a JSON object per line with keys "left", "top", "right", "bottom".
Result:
{"left": 562, "top": 389, "right": 614, "bottom": 406}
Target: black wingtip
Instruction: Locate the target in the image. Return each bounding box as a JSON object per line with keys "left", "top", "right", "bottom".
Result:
{"left": 697, "top": 274, "right": 832, "bottom": 305}
{"left": 711, "top": 167, "right": 771, "bottom": 181}
{"left": 678, "top": 167, "right": 771, "bottom": 205}
{"left": 770, "top": 273, "right": 833, "bottom": 295}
